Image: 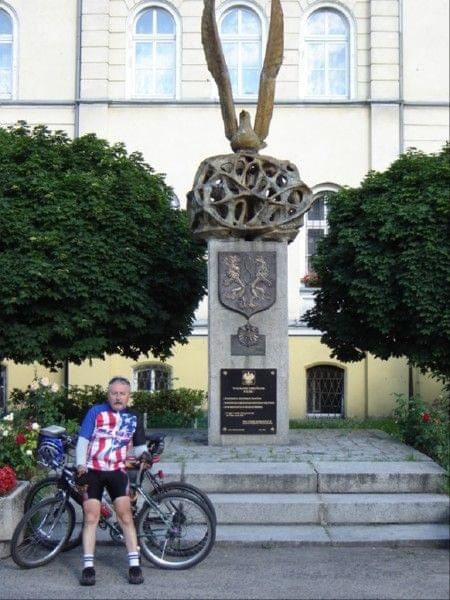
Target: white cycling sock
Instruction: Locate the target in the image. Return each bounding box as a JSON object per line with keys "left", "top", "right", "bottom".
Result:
{"left": 128, "top": 552, "right": 139, "bottom": 567}
{"left": 83, "top": 554, "right": 94, "bottom": 569}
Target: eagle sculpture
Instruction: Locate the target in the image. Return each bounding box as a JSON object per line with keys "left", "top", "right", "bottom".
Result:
{"left": 201, "top": 0, "right": 284, "bottom": 153}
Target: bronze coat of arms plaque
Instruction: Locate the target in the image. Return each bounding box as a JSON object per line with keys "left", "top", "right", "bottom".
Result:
{"left": 218, "top": 251, "right": 276, "bottom": 318}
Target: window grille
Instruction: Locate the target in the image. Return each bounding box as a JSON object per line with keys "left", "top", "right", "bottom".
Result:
{"left": 134, "top": 364, "right": 171, "bottom": 392}
{"left": 307, "top": 365, "right": 344, "bottom": 416}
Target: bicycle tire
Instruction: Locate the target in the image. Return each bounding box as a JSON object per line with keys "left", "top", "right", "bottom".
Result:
{"left": 11, "top": 497, "right": 75, "bottom": 568}
{"left": 24, "top": 476, "right": 60, "bottom": 513}
{"left": 23, "top": 475, "right": 83, "bottom": 552}
{"left": 136, "top": 490, "right": 215, "bottom": 570}
{"left": 151, "top": 481, "right": 217, "bottom": 525}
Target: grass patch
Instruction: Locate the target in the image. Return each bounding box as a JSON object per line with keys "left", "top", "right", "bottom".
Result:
{"left": 193, "top": 413, "right": 400, "bottom": 436}
{"left": 289, "top": 417, "right": 400, "bottom": 437}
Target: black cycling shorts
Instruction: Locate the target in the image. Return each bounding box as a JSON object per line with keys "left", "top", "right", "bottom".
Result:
{"left": 82, "top": 469, "right": 130, "bottom": 503}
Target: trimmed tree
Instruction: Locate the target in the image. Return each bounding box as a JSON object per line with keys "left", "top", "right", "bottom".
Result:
{"left": 0, "top": 122, "right": 206, "bottom": 368}
{"left": 305, "top": 145, "right": 450, "bottom": 380}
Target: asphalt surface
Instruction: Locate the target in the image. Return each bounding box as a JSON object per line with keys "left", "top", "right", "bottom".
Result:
{"left": 1, "top": 544, "right": 448, "bottom": 599}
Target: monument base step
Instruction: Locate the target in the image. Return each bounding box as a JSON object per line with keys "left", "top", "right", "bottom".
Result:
{"left": 209, "top": 492, "right": 449, "bottom": 524}
{"left": 161, "top": 460, "right": 446, "bottom": 494}
{"left": 215, "top": 523, "right": 450, "bottom": 548}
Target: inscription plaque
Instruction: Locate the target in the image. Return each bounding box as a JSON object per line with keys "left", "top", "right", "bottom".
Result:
{"left": 221, "top": 369, "right": 276, "bottom": 434}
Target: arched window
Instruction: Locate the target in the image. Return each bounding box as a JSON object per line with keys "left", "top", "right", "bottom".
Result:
{"left": 304, "top": 8, "right": 349, "bottom": 98}
{"left": 133, "top": 364, "right": 172, "bottom": 392}
{"left": 133, "top": 6, "right": 176, "bottom": 98}
{"left": 0, "top": 7, "right": 14, "bottom": 99}
{"left": 305, "top": 191, "right": 335, "bottom": 272}
{"left": 0, "top": 364, "right": 6, "bottom": 415}
{"left": 307, "top": 365, "right": 344, "bottom": 416}
{"left": 219, "top": 6, "right": 262, "bottom": 97}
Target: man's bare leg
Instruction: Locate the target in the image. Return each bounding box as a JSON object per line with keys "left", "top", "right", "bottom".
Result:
{"left": 80, "top": 499, "right": 100, "bottom": 586}
{"left": 114, "top": 496, "right": 143, "bottom": 584}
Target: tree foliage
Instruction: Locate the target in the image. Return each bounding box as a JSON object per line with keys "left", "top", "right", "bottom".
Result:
{"left": 305, "top": 145, "right": 450, "bottom": 380}
{"left": 0, "top": 122, "right": 206, "bottom": 368}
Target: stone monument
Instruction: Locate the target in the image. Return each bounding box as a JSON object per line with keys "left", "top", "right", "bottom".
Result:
{"left": 187, "top": 0, "right": 312, "bottom": 444}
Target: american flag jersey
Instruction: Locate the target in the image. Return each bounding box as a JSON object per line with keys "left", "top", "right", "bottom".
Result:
{"left": 79, "top": 403, "right": 145, "bottom": 471}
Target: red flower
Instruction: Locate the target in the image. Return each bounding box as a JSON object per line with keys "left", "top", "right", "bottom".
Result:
{"left": 15, "top": 432, "right": 26, "bottom": 445}
{"left": 0, "top": 465, "right": 17, "bottom": 495}
{"left": 421, "top": 412, "right": 430, "bottom": 423}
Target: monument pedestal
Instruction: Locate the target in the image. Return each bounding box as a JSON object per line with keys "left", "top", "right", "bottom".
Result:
{"left": 208, "top": 238, "right": 289, "bottom": 445}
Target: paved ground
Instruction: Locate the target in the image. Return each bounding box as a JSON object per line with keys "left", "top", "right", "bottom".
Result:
{"left": 1, "top": 544, "right": 448, "bottom": 599}
{"left": 155, "top": 428, "right": 432, "bottom": 463}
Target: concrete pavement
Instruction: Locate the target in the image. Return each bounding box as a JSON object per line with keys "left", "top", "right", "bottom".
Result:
{"left": 0, "top": 544, "right": 448, "bottom": 599}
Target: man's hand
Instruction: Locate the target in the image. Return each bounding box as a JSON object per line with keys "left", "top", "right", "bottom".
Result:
{"left": 76, "top": 465, "right": 87, "bottom": 478}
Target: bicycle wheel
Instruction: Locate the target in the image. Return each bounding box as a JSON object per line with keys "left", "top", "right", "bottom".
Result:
{"left": 23, "top": 476, "right": 83, "bottom": 552}
{"left": 11, "top": 497, "right": 75, "bottom": 568}
{"left": 24, "top": 476, "right": 60, "bottom": 513}
{"left": 136, "top": 491, "right": 215, "bottom": 570}
{"left": 151, "top": 481, "right": 217, "bottom": 526}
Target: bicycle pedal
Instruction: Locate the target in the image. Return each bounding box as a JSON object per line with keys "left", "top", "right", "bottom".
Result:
{"left": 98, "top": 520, "right": 107, "bottom": 530}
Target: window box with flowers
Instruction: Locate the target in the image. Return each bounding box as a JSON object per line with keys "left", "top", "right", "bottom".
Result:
{"left": 300, "top": 272, "right": 321, "bottom": 289}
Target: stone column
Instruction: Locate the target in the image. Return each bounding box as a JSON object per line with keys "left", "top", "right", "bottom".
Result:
{"left": 208, "top": 238, "right": 289, "bottom": 445}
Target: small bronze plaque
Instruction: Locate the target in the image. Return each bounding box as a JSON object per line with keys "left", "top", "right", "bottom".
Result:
{"left": 231, "top": 334, "right": 265, "bottom": 355}
{"left": 220, "top": 369, "right": 276, "bottom": 434}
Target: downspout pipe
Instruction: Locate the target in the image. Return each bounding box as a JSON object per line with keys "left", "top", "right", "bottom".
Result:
{"left": 64, "top": 0, "right": 83, "bottom": 391}
{"left": 74, "top": 0, "right": 82, "bottom": 139}
{"left": 398, "top": 0, "right": 404, "bottom": 154}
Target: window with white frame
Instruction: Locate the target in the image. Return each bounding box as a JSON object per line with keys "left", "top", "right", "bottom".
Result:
{"left": 0, "top": 7, "right": 13, "bottom": 99}
{"left": 219, "top": 6, "right": 262, "bottom": 97}
{"left": 133, "top": 364, "right": 172, "bottom": 392}
{"left": 304, "top": 8, "right": 349, "bottom": 98}
{"left": 305, "top": 192, "right": 332, "bottom": 272}
{"left": 133, "top": 7, "right": 176, "bottom": 98}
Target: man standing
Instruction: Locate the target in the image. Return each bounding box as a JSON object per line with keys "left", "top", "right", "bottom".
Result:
{"left": 75, "top": 376, "right": 147, "bottom": 586}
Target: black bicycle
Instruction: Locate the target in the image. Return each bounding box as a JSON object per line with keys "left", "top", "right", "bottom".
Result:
{"left": 12, "top": 450, "right": 215, "bottom": 569}
{"left": 24, "top": 431, "right": 216, "bottom": 551}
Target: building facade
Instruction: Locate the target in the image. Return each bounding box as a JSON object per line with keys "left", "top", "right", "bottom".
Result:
{"left": 1, "top": 0, "right": 448, "bottom": 417}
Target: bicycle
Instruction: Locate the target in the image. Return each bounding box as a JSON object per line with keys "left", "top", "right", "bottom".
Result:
{"left": 12, "top": 451, "right": 216, "bottom": 570}
{"left": 25, "top": 428, "right": 216, "bottom": 551}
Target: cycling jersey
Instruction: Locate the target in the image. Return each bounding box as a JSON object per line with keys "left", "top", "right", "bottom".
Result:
{"left": 78, "top": 403, "right": 146, "bottom": 471}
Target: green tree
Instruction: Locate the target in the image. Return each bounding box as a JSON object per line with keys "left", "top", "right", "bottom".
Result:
{"left": 305, "top": 145, "right": 450, "bottom": 380}
{"left": 0, "top": 122, "right": 206, "bottom": 368}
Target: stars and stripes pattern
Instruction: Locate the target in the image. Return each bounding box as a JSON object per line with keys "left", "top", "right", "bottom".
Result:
{"left": 86, "top": 408, "right": 137, "bottom": 471}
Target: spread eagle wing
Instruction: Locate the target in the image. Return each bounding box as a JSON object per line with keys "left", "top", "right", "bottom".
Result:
{"left": 254, "top": 0, "right": 284, "bottom": 142}
{"left": 201, "top": 0, "right": 238, "bottom": 141}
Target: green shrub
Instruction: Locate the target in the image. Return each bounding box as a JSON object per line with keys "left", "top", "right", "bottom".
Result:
{"left": 394, "top": 393, "right": 449, "bottom": 473}
{"left": 61, "top": 385, "right": 108, "bottom": 423}
{"left": 9, "top": 378, "right": 65, "bottom": 428}
{"left": 0, "top": 412, "right": 41, "bottom": 479}
{"left": 131, "top": 388, "right": 206, "bottom": 427}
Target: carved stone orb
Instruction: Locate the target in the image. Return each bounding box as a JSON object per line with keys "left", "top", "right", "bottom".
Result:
{"left": 187, "top": 152, "right": 312, "bottom": 242}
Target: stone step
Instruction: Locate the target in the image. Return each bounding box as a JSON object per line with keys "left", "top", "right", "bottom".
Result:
{"left": 215, "top": 523, "right": 450, "bottom": 548}
{"left": 208, "top": 493, "right": 449, "bottom": 525}
{"left": 160, "top": 461, "right": 446, "bottom": 494}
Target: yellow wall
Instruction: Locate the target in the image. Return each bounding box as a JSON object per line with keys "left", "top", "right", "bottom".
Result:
{"left": 3, "top": 360, "right": 64, "bottom": 389}
{"left": 5, "top": 335, "right": 443, "bottom": 419}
